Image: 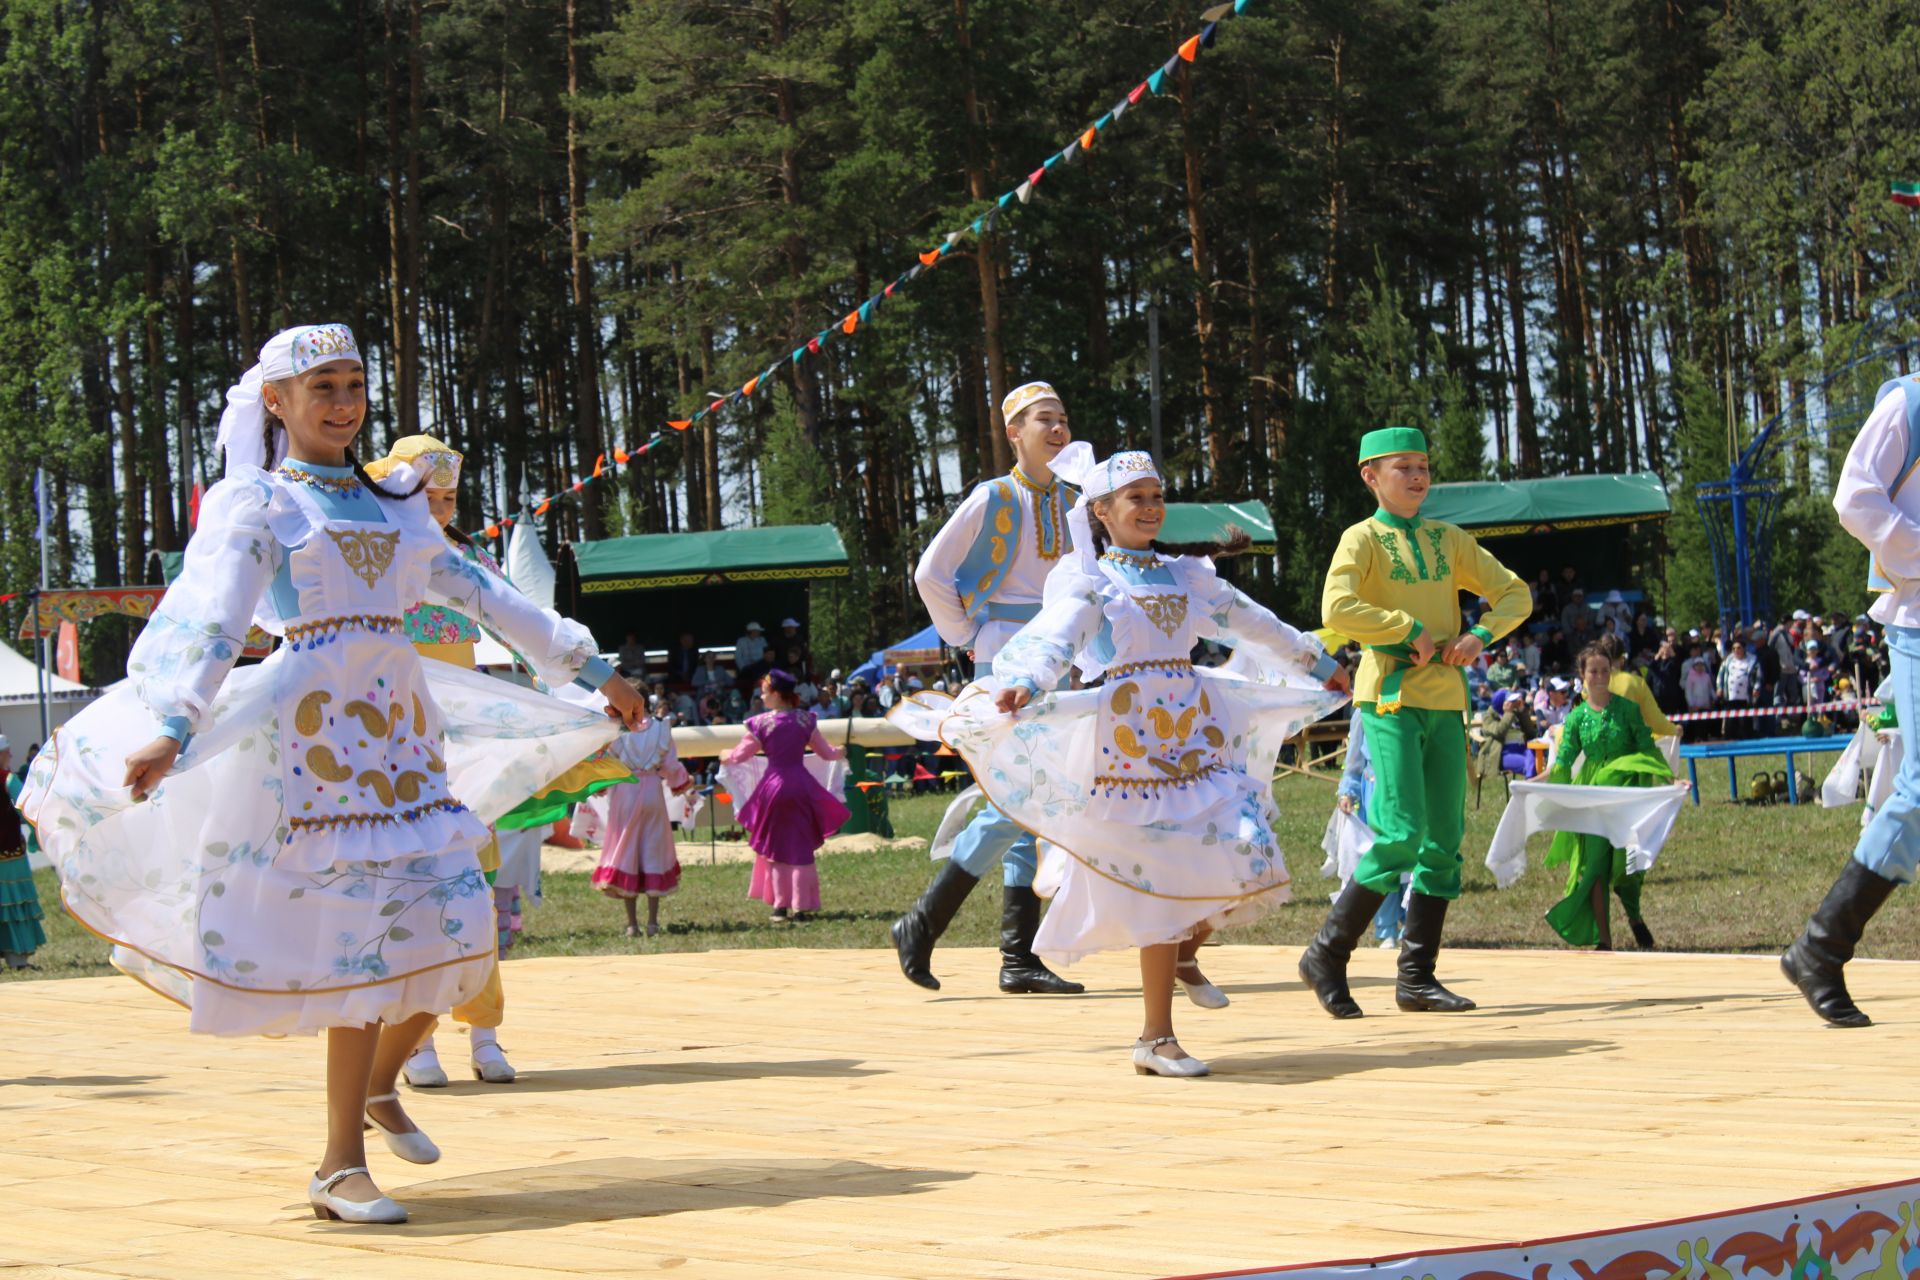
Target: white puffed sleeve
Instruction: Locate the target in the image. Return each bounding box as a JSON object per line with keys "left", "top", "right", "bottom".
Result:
{"left": 1185, "top": 557, "right": 1337, "bottom": 683}
{"left": 1835, "top": 392, "right": 1920, "bottom": 579}
{"left": 913, "top": 485, "right": 990, "bottom": 648}
{"left": 126, "top": 473, "right": 281, "bottom": 734}
{"left": 425, "top": 546, "right": 601, "bottom": 690}
{"left": 991, "top": 559, "right": 1106, "bottom": 692}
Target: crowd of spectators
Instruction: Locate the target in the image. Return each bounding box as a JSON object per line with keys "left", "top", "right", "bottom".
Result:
{"left": 1350, "top": 562, "right": 1894, "bottom": 744}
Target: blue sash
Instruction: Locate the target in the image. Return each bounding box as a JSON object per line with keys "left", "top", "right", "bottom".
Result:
{"left": 954, "top": 471, "right": 1073, "bottom": 636}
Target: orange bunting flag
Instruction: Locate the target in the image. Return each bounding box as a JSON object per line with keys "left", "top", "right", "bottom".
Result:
{"left": 592, "top": 454, "right": 606, "bottom": 477}
{"left": 484, "top": 524, "right": 500, "bottom": 538}
{"left": 535, "top": 500, "right": 551, "bottom": 516}
{"left": 1178, "top": 33, "right": 1201, "bottom": 62}
{"left": 667, "top": 419, "right": 692, "bottom": 430}
{"left": 570, "top": 481, "right": 585, "bottom": 492}
{"left": 1081, "top": 126, "right": 1096, "bottom": 151}
{"left": 743, "top": 376, "right": 761, "bottom": 397}
{"left": 918, "top": 249, "right": 941, "bottom": 266}
{"left": 842, "top": 312, "right": 859, "bottom": 335}
{"left": 614, "top": 448, "right": 630, "bottom": 464}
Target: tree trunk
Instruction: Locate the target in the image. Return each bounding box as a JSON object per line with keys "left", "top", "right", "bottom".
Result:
{"left": 953, "top": 0, "right": 1011, "bottom": 473}
{"left": 564, "top": 0, "right": 605, "bottom": 537}
{"left": 1173, "top": 12, "right": 1226, "bottom": 490}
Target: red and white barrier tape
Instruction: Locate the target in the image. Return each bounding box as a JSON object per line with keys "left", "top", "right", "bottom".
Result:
{"left": 1668, "top": 698, "right": 1880, "bottom": 723}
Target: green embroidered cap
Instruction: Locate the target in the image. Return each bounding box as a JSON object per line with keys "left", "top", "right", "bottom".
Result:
{"left": 1357, "top": 426, "right": 1429, "bottom": 464}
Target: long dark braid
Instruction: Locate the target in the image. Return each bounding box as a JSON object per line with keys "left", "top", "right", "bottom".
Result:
{"left": 260, "top": 384, "right": 419, "bottom": 502}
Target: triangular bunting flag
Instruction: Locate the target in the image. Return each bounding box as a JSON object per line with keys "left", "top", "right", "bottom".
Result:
{"left": 970, "top": 217, "right": 982, "bottom": 235}
{"left": 1044, "top": 151, "right": 1065, "bottom": 171}
{"left": 1094, "top": 112, "right": 1113, "bottom": 131}
{"left": 535, "top": 499, "right": 551, "bottom": 516}
{"left": 983, "top": 205, "right": 1001, "bottom": 234}
{"left": 1200, "top": 20, "right": 1220, "bottom": 48}
{"left": 667, "top": 419, "right": 693, "bottom": 430}
{"left": 792, "top": 346, "right": 806, "bottom": 364}
{"left": 1127, "top": 82, "right": 1148, "bottom": 105}
{"left": 592, "top": 454, "right": 606, "bottom": 477}
{"left": 1016, "top": 180, "right": 1035, "bottom": 203}
{"left": 884, "top": 280, "right": 898, "bottom": 297}
{"left": 909, "top": 263, "right": 927, "bottom": 279}
{"left": 858, "top": 298, "right": 877, "bottom": 323}
{"left": 1060, "top": 141, "right": 1079, "bottom": 164}
{"left": 946, "top": 230, "right": 964, "bottom": 245}
{"left": 570, "top": 481, "right": 585, "bottom": 493}
{"left": 1202, "top": 2, "right": 1234, "bottom": 19}
{"left": 1028, "top": 167, "right": 1046, "bottom": 187}
{"left": 1148, "top": 68, "right": 1167, "bottom": 94}
{"left": 1080, "top": 126, "right": 1096, "bottom": 150}
{"left": 614, "top": 448, "right": 630, "bottom": 464}
{"left": 742, "top": 376, "right": 760, "bottom": 397}
{"left": 1112, "top": 98, "right": 1131, "bottom": 121}
{"left": 919, "top": 249, "right": 941, "bottom": 266}
{"left": 1235, "top": 0, "right": 1254, "bottom": 12}
{"left": 807, "top": 337, "right": 822, "bottom": 354}
{"left": 998, "top": 191, "right": 1015, "bottom": 208}
{"left": 842, "top": 312, "right": 859, "bottom": 334}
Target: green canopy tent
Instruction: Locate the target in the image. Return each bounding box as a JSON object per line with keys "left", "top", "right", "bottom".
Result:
{"left": 564, "top": 525, "right": 850, "bottom": 660}
{"left": 1421, "top": 471, "right": 1671, "bottom": 594}
{"left": 1159, "top": 500, "right": 1277, "bottom": 555}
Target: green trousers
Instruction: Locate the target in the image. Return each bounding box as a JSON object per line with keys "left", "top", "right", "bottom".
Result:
{"left": 1353, "top": 704, "right": 1468, "bottom": 900}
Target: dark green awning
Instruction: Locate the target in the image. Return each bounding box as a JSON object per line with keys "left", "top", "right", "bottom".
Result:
{"left": 571, "top": 524, "right": 849, "bottom": 595}
{"left": 1160, "top": 501, "right": 1276, "bottom": 554}
{"left": 1421, "top": 473, "right": 1669, "bottom": 537}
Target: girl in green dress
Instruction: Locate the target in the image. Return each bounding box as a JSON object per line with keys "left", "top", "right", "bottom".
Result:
{"left": 0, "top": 736, "right": 47, "bottom": 969}
{"left": 1544, "top": 646, "right": 1673, "bottom": 949}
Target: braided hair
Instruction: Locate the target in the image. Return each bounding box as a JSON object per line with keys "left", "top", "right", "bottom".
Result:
{"left": 259, "top": 389, "right": 424, "bottom": 504}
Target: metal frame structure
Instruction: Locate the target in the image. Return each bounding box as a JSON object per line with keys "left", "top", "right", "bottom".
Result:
{"left": 1697, "top": 292, "right": 1920, "bottom": 627}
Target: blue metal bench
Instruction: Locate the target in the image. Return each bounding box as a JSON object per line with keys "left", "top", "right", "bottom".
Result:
{"left": 1678, "top": 734, "right": 1852, "bottom": 805}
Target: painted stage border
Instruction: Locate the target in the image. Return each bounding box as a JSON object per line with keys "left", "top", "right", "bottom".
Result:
{"left": 1164, "top": 1177, "right": 1920, "bottom": 1280}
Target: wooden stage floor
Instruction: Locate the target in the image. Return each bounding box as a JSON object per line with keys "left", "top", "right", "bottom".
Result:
{"left": 2, "top": 945, "right": 1914, "bottom": 1280}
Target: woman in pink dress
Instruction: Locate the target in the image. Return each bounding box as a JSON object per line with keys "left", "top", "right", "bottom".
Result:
{"left": 591, "top": 716, "right": 695, "bottom": 937}
{"left": 723, "top": 671, "right": 849, "bottom": 923}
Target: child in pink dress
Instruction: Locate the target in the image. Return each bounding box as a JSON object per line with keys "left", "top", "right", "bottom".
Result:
{"left": 722, "top": 671, "right": 849, "bottom": 922}
{"left": 592, "top": 715, "right": 695, "bottom": 937}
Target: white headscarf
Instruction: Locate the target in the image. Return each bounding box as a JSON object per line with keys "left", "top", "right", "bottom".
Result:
{"left": 1049, "top": 442, "right": 1164, "bottom": 576}
{"left": 215, "top": 323, "right": 364, "bottom": 478}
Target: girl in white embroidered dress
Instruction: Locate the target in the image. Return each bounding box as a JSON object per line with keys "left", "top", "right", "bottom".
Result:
{"left": 24, "top": 325, "right": 646, "bottom": 1224}
{"left": 943, "top": 445, "right": 1349, "bottom": 1078}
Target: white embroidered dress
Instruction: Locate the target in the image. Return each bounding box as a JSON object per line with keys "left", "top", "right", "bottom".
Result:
{"left": 21, "top": 461, "right": 618, "bottom": 1035}
{"left": 939, "top": 547, "right": 1347, "bottom": 964}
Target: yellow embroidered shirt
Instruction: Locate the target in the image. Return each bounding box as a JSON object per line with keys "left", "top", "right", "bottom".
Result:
{"left": 1321, "top": 508, "right": 1531, "bottom": 713}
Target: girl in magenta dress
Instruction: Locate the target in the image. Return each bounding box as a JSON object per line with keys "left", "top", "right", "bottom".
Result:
{"left": 722, "top": 671, "right": 849, "bottom": 922}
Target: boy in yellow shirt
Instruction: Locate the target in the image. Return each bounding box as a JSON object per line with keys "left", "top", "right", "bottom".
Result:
{"left": 1301, "top": 427, "right": 1530, "bottom": 1017}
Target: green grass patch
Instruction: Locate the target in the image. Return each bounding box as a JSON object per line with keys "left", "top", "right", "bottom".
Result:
{"left": 8, "top": 754, "right": 1918, "bottom": 985}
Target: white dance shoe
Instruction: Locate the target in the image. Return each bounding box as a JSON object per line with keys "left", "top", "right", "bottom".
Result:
{"left": 308, "top": 1166, "right": 407, "bottom": 1224}
{"left": 401, "top": 1037, "right": 448, "bottom": 1089}
{"left": 1132, "top": 1036, "right": 1210, "bottom": 1078}
{"left": 1175, "top": 961, "right": 1230, "bottom": 1009}
{"left": 470, "top": 1030, "right": 517, "bottom": 1084}
{"left": 364, "top": 1091, "right": 441, "bottom": 1164}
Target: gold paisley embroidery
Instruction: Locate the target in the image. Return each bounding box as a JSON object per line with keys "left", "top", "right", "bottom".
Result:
{"left": 342, "top": 699, "right": 390, "bottom": 739}
{"left": 1109, "top": 681, "right": 1141, "bottom": 714}
{"left": 1147, "top": 706, "right": 1177, "bottom": 740}
{"left": 327, "top": 528, "right": 401, "bottom": 589}
{"left": 393, "top": 771, "right": 431, "bottom": 803}
{"left": 1135, "top": 593, "right": 1188, "bottom": 638}
{"left": 357, "top": 769, "right": 397, "bottom": 807}
{"left": 305, "top": 745, "right": 354, "bottom": 782}
{"left": 411, "top": 694, "right": 427, "bottom": 737}
{"left": 1112, "top": 724, "right": 1149, "bottom": 759}
{"left": 295, "top": 691, "right": 332, "bottom": 736}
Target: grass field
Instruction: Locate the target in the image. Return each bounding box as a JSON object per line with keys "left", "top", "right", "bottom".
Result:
{"left": 8, "top": 749, "right": 1918, "bottom": 984}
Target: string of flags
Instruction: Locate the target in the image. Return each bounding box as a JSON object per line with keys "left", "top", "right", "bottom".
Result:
{"left": 470, "top": 0, "right": 1259, "bottom": 541}
{"left": 471, "top": 431, "right": 672, "bottom": 542}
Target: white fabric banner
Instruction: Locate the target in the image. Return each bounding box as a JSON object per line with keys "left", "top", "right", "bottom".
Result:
{"left": 1820, "top": 724, "right": 1875, "bottom": 807}
{"left": 1485, "top": 779, "right": 1693, "bottom": 889}
{"left": 1318, "top": 807, "right": 1374, "bottom": 884}
{"left": 928, "top": 784, "right": 987, "bottom": 861}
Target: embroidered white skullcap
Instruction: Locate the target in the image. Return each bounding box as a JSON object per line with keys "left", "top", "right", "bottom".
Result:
{"left": 1000, "top": 381, "right": 1063, "bottom": 422}
{"left": 215, "top": 324, "right": 364, "bottom": 478}
{"left": 1051, "top": 442, "right": 1161, "bottom": 502}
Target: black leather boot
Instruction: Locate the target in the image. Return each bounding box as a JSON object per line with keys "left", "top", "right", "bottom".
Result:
{"left": 1298, "top": 881, "right": 1388, "bottom": 1018}
{"left": 1782, "top": 860, "right": 1898, "bottom": 1028}
{"left": 890, "top": 862, "right": 980, "bottom": 991}
{"left": 1396, "top": 893, "right": 1476, "bottom": 1012}
{"left": 998, "top": 885, "right": 1084, "bottom": 994}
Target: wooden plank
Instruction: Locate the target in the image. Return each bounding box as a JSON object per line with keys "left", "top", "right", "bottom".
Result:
{"left": 3, "top": 947, "right": 1917, "bottom": 1279}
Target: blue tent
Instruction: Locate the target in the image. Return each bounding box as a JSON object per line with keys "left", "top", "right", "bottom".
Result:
{"left": 849, "top": 623, "right": 943, "bottom": 687}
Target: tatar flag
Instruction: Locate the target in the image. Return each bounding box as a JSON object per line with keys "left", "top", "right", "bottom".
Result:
{"left": 1893, "top": 181, "right": 1920, "bottom": 208}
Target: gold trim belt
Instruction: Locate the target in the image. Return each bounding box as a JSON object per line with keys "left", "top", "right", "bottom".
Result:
{"left": 285, "top": 614, "right": 405, "bottom": 653}
{"left": 1107, "top": 657, "right": 1195, "bottom": 679}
